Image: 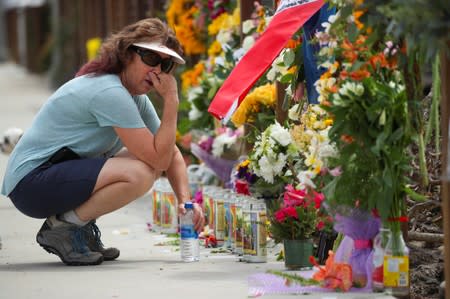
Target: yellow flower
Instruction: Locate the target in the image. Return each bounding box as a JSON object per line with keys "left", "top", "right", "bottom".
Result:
{"left": 239, "top": 159, "right": 250, "bottom": 168}
{"left": 86, "top": 37, "right": 101, "bottom": 61}
{"left": 231, "top": 83, "right": 276, "bottom": 127}
{"left": 208, "top": 40, "right": 223, "bottom": 57}
{"left": 232, "top": 7, "right": 241, "bottom": 27}
{"left": 325, "top": 119, "right": 333, "bottom": 126}
{"left": 167, "top": 1, "right": 206, "bottom": 56}
{"left": 181, "top": 62, "right": 205, "bottom": 92}
{"left": 208, "top": 12, "right": 232, "bottom": 36}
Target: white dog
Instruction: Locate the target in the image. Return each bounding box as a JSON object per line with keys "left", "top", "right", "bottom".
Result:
{"left": 0, "top": 127, "right": 23, "bottom": 154}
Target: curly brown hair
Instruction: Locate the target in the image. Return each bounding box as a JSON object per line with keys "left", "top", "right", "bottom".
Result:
{"left": 76, "top": 18, "right": 183, "bottom": 77}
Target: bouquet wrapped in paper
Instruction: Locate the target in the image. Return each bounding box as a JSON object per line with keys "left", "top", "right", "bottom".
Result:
{"left": 332, "top": 207, "right": 380, "bottom": 289}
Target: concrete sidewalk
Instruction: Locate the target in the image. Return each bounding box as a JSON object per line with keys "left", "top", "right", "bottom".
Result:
{"left": 0, "top": 62, "right": 394, "bottom": 299}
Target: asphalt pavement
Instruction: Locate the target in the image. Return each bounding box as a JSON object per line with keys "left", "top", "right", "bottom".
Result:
{"left": 0, "top": 62, "right": 395, "bottom": 299}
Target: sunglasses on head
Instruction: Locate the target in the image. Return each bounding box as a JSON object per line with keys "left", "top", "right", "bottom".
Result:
{"left": 131, "top": 46, "right": 175, "bottom": 73}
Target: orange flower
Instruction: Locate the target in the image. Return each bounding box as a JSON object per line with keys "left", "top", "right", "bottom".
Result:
{"left": 369, "top": 53, "right": 389, "bottom": 69}
{"left": 340, "top": 134, "right": 354, "bottom": 144}
{"left": 350, "top": 69, "right": 371, "bottom": 81}
{"left": 285, "top": 37, "right": 302, "bottom": 49}
{"left": 321, "top": 100, "right": 332, "bottom": 107}
{"left": 340, "top": 69, "right": 370, "bottom": 81}
{"left": 353, "top": 10, "right": 365, "bottom": 30}
{"left": 328, "top": 85, "right": 338, "bottom": 93}
{"left": 310, "top": 251, "right": 353, "bottom": 292}
{"left": 320, "top": 70, "right": 332, "bottom": 80}
{"left": 286, "top": 66, "right": 297, "bottom": 75}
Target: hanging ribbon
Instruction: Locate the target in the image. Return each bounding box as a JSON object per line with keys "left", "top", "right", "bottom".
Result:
{"left": 207, "top": 0, "right": 325, "bottom": 122}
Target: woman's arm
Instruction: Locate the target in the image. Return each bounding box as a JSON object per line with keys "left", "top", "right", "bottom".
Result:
{"left": 166, "top": 146, "right": 204, "bottom": 232}
{"left": 114, "top": 72, "right": 179, "bottom": 170}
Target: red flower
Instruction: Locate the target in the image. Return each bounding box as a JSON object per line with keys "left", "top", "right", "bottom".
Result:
{"left": 235, "top": 179, "right": 250, "bottom": 195}
{"left": 313, "top": 191, "right": 325, "bottom": 209}
{"left": 316, "top": 221, "right": 325, "bottom": 230}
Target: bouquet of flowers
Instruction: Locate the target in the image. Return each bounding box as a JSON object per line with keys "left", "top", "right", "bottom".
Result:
{"left": 247, "top": 121, "right": 300, "bottom": 199}
{"left": 268, "top": 184, "right": 327, "bottom": 243}
{"left": 190, "top": 127, "right": 243, "bottom": 187}
{"left": 315, "top": 2, "right": 412, "bottom": 222}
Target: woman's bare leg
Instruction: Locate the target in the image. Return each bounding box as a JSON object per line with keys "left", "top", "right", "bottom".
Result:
{"left": 74, "top": 151, "right": 159, "bottom": 221}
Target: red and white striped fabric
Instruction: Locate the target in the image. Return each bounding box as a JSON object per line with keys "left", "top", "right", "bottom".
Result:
{"left": 207, "top": 0, "right": 324, "bottom": 122}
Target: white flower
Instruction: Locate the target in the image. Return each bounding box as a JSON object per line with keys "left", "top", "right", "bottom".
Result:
{"left": 257, "top": 156, "right": 275, "bottom": 183}
{"left": 233, "top": 48, "right": 246, "bottom": 62}
{"left": 266, "top": 67, "right": 277, "bottom": 82}
{"left": 242, "top": 36, "right": 255, "bottom": 51}
{"left": 332, "top": 94, "right": 348, "bottom": 107}
{"left": 271, "top": 52, "right": 288, "bottom": 74}
{"left": 270, "top": 122, "right": 291, "bottom": 146}
{"left": 242, "top": 20, "right": 255, "bottom": 34}
{"left": 214, "top": 56, "right": 225, "bottom": 66}
{"left": 189, "top": 105, "right": 202, "bottom": 121}
{"left": 288, "top": 103, "right": 301, "bottom": 121}
{"left": 339, "top": 82, "right": 364, "bottom": 97}
{"left": 318, "top": 143, "right": 337, "bottom": 161}
{"left": 211, "top": 133, "right": 237, "bottom": 157}
{"left": 297, "top": 170, "right": 317, "bottom": 189}
{"left": 217, "top": 30, "right": 232, "bottom": 46}
{"left": 187, "top": 86, "right": 203, "bottom": 103}
{"left": 322, "top": 21, "right": 332, "bottom": 34}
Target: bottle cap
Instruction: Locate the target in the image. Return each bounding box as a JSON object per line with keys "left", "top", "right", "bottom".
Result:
{"left": 184, "top": 202, "right": 193, "bottom": 209}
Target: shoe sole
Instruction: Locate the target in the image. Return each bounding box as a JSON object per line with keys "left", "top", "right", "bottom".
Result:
{"left": 103, "top": 252, "right": 120, "bottom": 261}
{"left": 37, "top": 239, "right": 104, "bottom": 266}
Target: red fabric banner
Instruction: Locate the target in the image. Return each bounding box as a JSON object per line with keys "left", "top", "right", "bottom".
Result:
{"left": 207, "top": 0, "right": 324, "bottom": 122}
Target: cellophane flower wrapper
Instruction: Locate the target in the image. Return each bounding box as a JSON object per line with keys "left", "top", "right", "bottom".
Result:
{"left": 190, "top": 143, "right": 237, "bottom": 188}
{"left": 332, "top": 207, "right": 380, "bottom": 289}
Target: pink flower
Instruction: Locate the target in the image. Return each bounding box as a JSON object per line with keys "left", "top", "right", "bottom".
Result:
{"left": 274, "top": 210, "right": 286, "bottom": 222}
{"left": 329, "top": 166, "right": 342, "bottom": 177}
{"left": 193, "top": 190, "right": 203, "bottom": 206}
{"left": 283, "top": 206, "right": 298, "bottom": 219}
{"left": 284, "top": 184, "right": 307, "bottom": 206}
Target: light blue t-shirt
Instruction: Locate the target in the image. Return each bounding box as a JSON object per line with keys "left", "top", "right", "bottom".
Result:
{"left": 1, "top": 74, "right": 161, "bottom": 196}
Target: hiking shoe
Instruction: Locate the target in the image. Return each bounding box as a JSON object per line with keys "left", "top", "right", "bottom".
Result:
{"left": 82, "top": 221, "right": 120, "bottom": 261}
{"left": 36, "top": 216, "right": 104, "bottom": 266}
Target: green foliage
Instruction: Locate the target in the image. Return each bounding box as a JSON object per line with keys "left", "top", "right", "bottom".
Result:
{"left": 322, "top": 75, "right": 412, "bottom": 220}
{"left": 359, "top": 0, "right": 450, "bottom": 63}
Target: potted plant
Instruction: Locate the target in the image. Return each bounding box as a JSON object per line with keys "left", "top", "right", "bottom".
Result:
{"left": 268, "top": 184, "right": 328, "bottom": 270}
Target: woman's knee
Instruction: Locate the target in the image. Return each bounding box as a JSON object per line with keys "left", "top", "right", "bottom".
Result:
{"left": 127, "top": 160, "right": 156, "bottom": 195}
{"left": 95, "top": 157, "right": 156, "bottom": 196}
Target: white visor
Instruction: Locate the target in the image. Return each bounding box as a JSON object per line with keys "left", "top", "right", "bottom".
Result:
{"left": 132, "top": 42, "right": 185, "bottom": 65}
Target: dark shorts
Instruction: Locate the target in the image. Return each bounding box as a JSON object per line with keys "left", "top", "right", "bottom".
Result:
{"left": 9, "top": 157, "right": 107, "bottom": 219}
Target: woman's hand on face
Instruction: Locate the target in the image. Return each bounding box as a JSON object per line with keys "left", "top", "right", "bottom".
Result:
{"left": 178, "top": 202, "right": 205, "bottom": 233}
{"left": 148, "top": 71, "right": 178, "bottom": 102}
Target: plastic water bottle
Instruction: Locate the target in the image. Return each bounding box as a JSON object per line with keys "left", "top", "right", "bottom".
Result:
{"left": 180, "top": 202, "right": 200, "bottom": 262}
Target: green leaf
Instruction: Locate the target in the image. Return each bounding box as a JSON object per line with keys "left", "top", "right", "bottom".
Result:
{"left": 404, "top": 186, "right": 428, "bottom": 202}
{"left": 177, "top": 118, "right": 191, "bottom": 135}
{"left": 280, "top": 73, "right": 294, "bottom": 84}
{"left": 348, "top": 23, "right": 359, "bottom": 43}
{"left": 207, "top": 84, "right": 219, "bottom": 99}
{"left": 283, "top": 50, "right": 296, "bottom": 66}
